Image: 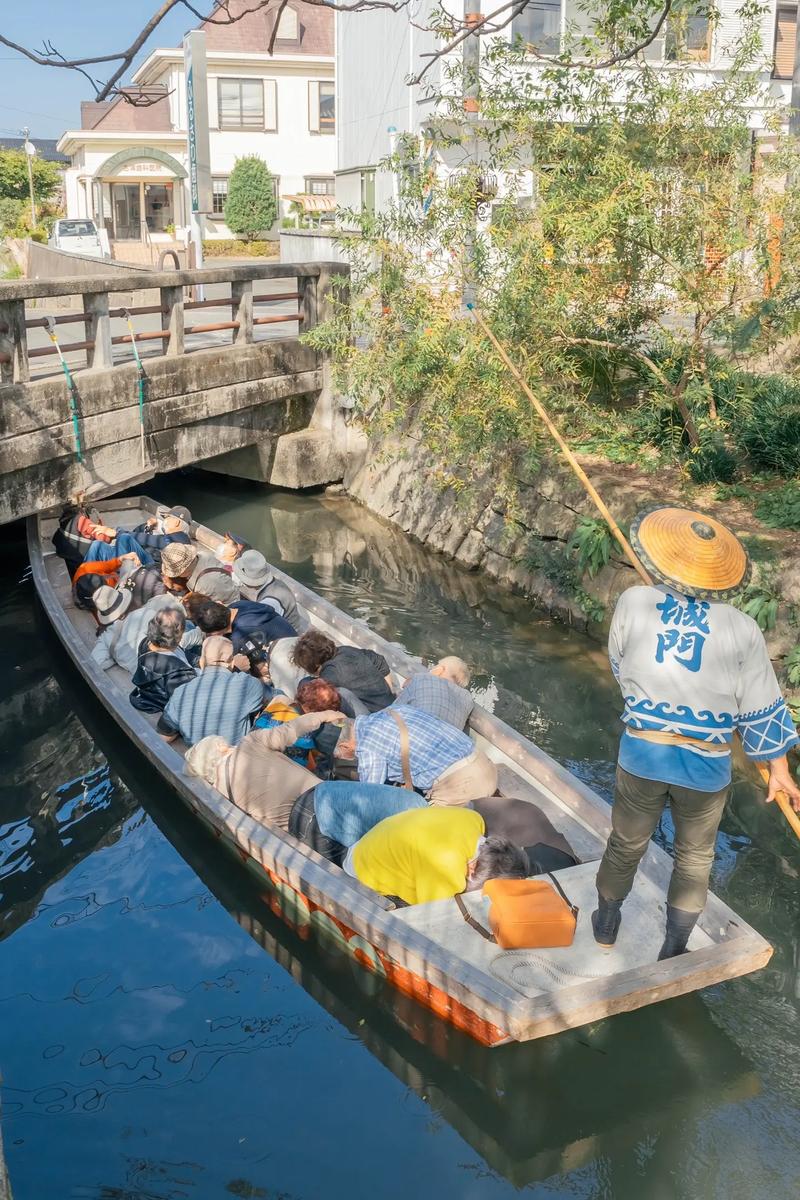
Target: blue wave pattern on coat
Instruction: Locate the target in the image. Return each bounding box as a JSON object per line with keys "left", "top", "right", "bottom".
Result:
{"left": 609, "top": 586, "right": 798, "bottom": 791}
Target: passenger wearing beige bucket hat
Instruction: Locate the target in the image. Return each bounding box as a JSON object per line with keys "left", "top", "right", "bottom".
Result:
{"left": 92, "top": 585, "right": 133, "bottom": 626}
{"left": 593, "top": 505, "right": 800, "bottom": 961}
{"left": 161, "top": 540, "right": 239, "bottom": 605}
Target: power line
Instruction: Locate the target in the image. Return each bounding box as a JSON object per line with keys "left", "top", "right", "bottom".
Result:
{"left": 0, "top": 102, "right": 64, "bottom": 123}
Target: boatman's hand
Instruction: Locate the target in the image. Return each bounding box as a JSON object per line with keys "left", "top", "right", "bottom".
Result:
{"left": 766, "top": 755, "right": 800, "bottom": 812}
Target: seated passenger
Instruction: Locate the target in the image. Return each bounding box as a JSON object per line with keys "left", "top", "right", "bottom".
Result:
{"left": 184, "top": 706, "right": 345, "bottom": 829}
{"left": 72, "top": 551, "right": 140, "bottom": 612}
{"left": 215, "top": 531, "right": 250, "bottom": 564}
{"left": 52, "top": 502, "right": 114, "bottom": 577}
{"left": 289, "top": 780, "right": 425, "bottom": 865}
{"left": 231, "top": 550, "right": 308, "bottom": 632}
{"left": 470, "top": 796, "right": 578, "bottom": 874}
{"left": 292, "top": 678, "right": 350, "bottom": 776}
{"left": 266, "top": 636, "right": 303, "bottom": 697}
{"left": 292, "top": 631, "right": 394, "bottom": 714}
{"left": 184, "top": 593, "right": 295, "bottom": 653}
{"left": 82, "top": 530, "right": 155, "bottom": 567}
{"left": 130, "top": 608, "right": 197, "bottom": 713}
{"left": 157, "top": 635, "right": 265, "bottom": 746}
{"left": 125, "top": 563, "right": 167, "bottom": 611}
{"left": 344, "top": 807, "right": 528, "bottom": 905}
{"left": 161, "top": 542, "right": 239, "bottom": 605}
{"left": 394, "top": 657, "right": 474, "bottom": 729}
{"left": 338, "top": 705, "right": 498, "bottom": 804}
{"left": 123, "top": 509, "right": 192, "bottom": 565}
{"left": 91, "top": 592, "right": 196, "bottom": 674}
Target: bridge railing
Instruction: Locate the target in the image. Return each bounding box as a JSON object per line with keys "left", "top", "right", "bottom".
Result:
{"left": 0, "top": 261, "right": 347, "bottom": 386}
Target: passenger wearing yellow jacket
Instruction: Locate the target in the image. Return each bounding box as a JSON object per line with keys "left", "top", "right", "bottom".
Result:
{"left": 344, "top": 806, "right": 528, "bottom": 906}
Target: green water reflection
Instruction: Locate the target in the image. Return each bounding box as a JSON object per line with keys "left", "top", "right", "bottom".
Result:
{"left": 0, "top": 476, "right": 798, "bottom": 1200}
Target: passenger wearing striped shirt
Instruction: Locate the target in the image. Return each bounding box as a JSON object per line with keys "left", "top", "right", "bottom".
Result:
{"left": 337, "top": 704, "right": 497, "bottom": 805}
{"left": 394, "top": 657, "right": 474, "bottom": 730}
{"left": 157, "top": 636, "right": 267, "bottom": 747}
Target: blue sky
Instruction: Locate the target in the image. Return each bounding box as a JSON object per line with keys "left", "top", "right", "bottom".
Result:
{"left": 0, "top": 2, "right": 194, "bottom": 139}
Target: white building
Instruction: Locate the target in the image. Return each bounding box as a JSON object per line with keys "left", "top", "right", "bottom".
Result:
{"left": 336, "top": 2, "right": 798, "bottom": 216}
{"left": 57, "top": 0, "right": 335, "bottom": 255}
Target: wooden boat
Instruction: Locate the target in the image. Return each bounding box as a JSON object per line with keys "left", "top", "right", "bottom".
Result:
{"left": 28, "top": 496, "right": 773, "bottom": 1046}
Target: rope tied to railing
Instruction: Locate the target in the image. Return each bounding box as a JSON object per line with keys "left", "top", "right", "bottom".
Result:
{"left": 44, "top": 316, "right": 83, "bottom": 464}
{"left": 123, "top": 309, "right": 147, "bottom": 470}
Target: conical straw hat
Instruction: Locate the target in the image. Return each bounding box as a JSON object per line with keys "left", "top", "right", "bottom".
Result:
{"left": 630, "top": 506, "right": 750, "bottom": 601}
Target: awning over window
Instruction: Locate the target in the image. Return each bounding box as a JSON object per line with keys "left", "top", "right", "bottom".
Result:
{"left": 283, "top": 194, "right": 336, "bottom": 213}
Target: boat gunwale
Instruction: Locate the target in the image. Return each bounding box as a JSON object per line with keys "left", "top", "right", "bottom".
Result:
{"left": 28, "top": 496, "right": 774, "bottom": 1041}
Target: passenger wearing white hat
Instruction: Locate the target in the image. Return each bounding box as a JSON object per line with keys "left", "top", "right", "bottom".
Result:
{"left": 92, "top": 585, "right": 132, "bottom": 627}
{"left": 231, "top": 549, "right": 307, "bottom": 631}
{"left": 90, "top": 592, "right": 200, "bottom": 675}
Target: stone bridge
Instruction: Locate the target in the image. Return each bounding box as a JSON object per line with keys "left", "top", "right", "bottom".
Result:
{"left": 0, "top": 261, "right": 348, "bottom": 524}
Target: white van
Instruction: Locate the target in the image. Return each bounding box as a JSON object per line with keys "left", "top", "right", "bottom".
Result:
{"left": 48, "top": 219, "right": 105, "bottom": 258}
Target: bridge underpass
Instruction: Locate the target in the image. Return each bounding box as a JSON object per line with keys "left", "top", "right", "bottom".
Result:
{"left": 0, "top": 261, "right": 348, "bottom": 525}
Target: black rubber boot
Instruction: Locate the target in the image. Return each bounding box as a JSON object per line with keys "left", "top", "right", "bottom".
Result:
{"left": 657, "top": 905, "right": 700, "bottom": 960}
{"left": 591, "top": 895, "right": 623, "bottom": 948}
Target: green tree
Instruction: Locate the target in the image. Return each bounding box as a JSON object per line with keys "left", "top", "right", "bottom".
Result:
{"left": 224, "top": 156, "right": 277, "bottom": 241}
{"left": 307, "top": 1, "right": 800, "bottom": 490}
{"left": 0, "top": 149, "right": 60, "bottom": 202}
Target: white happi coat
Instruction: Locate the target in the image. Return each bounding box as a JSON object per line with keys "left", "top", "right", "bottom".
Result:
{"left": 609, "top": 585, "right": 798, "bottom": 792}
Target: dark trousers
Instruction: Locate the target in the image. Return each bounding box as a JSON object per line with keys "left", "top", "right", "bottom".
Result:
{"left": 288, "top": 788, "right": 347, "bottom": 866}
{"left": 596, "top": 765, "right": 729, "bottom": 913}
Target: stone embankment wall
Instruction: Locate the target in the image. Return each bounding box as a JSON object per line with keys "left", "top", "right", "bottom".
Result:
{"left": 344, "top": 431, "right": 798, "bottom": 664}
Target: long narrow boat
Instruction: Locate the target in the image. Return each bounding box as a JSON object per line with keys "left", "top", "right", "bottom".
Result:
{"left": 28, "top": 496, "right": 773, "bottom": 1046}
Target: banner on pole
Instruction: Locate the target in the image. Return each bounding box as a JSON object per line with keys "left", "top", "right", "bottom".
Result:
{"left": 184, "top": 30, "right": 212, "bottom": 214}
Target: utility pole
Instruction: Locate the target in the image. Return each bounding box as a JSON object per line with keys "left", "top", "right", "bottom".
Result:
{"left": 22, "top": 127, "right": 36, "bottom": 228}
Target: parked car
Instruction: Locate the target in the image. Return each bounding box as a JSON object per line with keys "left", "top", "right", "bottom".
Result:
{"left": 48, "top": 219, "right": 105, "bottom": 258}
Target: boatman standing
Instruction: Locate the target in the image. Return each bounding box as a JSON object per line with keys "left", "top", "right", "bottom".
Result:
{"left": 593, "top": 506, "right": 800, "bottom": 959}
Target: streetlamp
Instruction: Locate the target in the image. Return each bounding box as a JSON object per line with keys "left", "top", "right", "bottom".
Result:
{"left": 22, "top": 128, "right": 37, "bottom": 228}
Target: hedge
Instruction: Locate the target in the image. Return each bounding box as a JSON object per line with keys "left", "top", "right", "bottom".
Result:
{"left": 202, "top": 239, "right": 279, "bottom": 258}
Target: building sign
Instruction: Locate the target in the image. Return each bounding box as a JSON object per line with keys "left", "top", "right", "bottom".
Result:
{"left": 116, "top": 161, "right": 176, "bottom": 178}
{"left": 183, "top": 30, "right": 212, "bottom": 214}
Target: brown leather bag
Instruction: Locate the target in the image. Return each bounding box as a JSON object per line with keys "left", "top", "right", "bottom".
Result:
{"left": 456, "top": 875, "right": 578, "bottom": 950}
{"left": 389, "top": 710, "right": 414, "bottom": 791}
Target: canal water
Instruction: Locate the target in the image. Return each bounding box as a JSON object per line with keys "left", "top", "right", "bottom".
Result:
{"left": 1, "top": 473, "right": 798, "bottom": 1200}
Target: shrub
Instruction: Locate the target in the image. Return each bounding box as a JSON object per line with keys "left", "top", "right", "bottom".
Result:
{"left": 785, "top": 645, "right": 800, "bottom": 688}
{"left": 570, "top": 516, "right": 617, "bottom": 578}
{"left": 735, "top": 570, "right": 782, "bottom": 631}
{"left": 0, "top": 196, "right": 24, "bottom": 234}
{"left": 224, "top": 156, "right": 278, "bottom": 241}
{"left": 736, "top": 376, "right": 800, "bottom": 476}
{"left": 755, "top": 483, "right": 800, "bottom": 531}
{"left": 202, "top": 238, "right": 278, "bottom": 258}
{"left": 687, "top": 439, "right": 738, "bottom": 484}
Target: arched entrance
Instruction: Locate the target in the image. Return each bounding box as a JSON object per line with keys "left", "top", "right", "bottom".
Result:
{"left": 93, "top": 149, "right": 187, "bottom": 243}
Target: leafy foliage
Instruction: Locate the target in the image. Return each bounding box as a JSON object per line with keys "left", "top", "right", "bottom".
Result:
{"left": 785, "top": 645, "right": 800, "bottom": 688}
{"left": 570, "top": 517, "right": 617, "bottom": 578}
{"left": 308, "top": 3, "right": 800, "bottom": 501}
{"left": 0, "top": 149, "right": 60, "bottom": 203}
{"left": 736, "top": 566, "right": 783, "bottom": 631}
{"left": 223, "top": 156, "right": 277, "bottom": 241}
{"left": 755, "top": 483, "right": 800, "bottom": 531}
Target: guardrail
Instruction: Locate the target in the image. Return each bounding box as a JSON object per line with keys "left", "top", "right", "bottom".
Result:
{"left": 0, "top": 261, "right": 347, "bottom": 386}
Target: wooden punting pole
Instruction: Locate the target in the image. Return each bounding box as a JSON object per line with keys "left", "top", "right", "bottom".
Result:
{"left": 468, "top": 305, "right": 800, "bottom": 844}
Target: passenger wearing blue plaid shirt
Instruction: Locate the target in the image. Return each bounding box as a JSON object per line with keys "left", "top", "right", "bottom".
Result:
{"left": 394, "top": 657, "right": 474, "bottom": 730}
{"left": 594, "top": 507, "right": 800, "bottom": 961}
{"left": 338, "top": 704, "right": 497, "bottom": 805}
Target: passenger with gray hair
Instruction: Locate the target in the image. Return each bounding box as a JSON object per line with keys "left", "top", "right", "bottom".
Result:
{"left": 393, "top": 656, "right": 474, "bottom": 730}
{"left": 91, "top": 591, "right": 200, "bottom": 675}
{"left": 129, "top": 606, "right": 197, "bottom": 713}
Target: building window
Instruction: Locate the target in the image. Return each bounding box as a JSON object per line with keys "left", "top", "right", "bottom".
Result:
{"left": 308, "top": 80, "right": 335, "bottom": 134}
{"left": 305, "top": 176, "right": 335, "bottom": 195}
{"left": 774, "top": 6, "right": 797, "bottom": 79}
{"left": 360, "top": 169, "right": 376, "bottom": 216}
{"left": 511, "top": 2, "right": 561, "bottom": 54}
{"left": 218, "top": 79, "right": 265, "bottom": 129}
{"left": 212, "top": 177, "right": 228, "bottom": 215}
{"left": 664, "top": 4, "right": 711, "bottom": 61}
{"left": 274, "top": 5, "right": 300, "bottom": 46}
